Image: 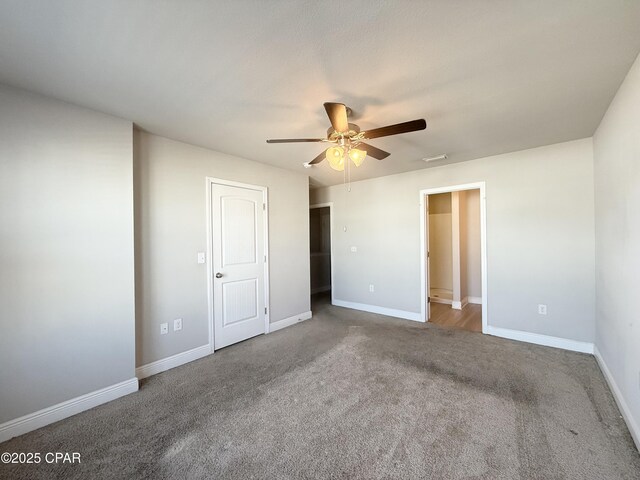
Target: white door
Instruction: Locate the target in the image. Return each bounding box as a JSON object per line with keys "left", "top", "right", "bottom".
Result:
{"left": 211, "top": 183, "right": 266, "bottom": 349}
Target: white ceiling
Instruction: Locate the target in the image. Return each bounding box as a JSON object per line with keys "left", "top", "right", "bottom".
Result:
{"left": 1, "top": 1, "right": 640, "bottom": 187}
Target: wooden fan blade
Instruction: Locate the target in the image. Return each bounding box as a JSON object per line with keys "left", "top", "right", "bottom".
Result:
{"left": 358, "top": 142, "right": 390, "bottom": 160}
{"left": 363, "top": 119, "right": 426, "bottom": 140}
{"left": 324, "top": 102, "right": 349, "bottom": 133}
{"left": 266, "top": 138, "right": 325, "bottom": 143}
{"left": 308, "top": 149, "right": 327, "bottom": 165}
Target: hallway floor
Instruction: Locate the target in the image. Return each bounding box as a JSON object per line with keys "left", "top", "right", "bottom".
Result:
{"left": 429, "top": 302, "right": 482, "bottom": 332}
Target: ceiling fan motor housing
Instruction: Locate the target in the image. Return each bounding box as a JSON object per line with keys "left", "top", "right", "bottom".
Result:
{"left": 327, "top": 123, "right": 361, "bottom": 143}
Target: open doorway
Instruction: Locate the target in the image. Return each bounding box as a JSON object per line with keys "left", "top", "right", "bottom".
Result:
{"left": 420, "top": 183, "right": 487, "bottom": 333}
{"left": 309, "top": 203, "right": 333, "bottom": 306}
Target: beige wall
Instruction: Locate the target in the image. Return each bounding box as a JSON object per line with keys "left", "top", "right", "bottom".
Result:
{"left": 428, "top": 193, "right": 452, "bottom": 292}
{"left": 311, "top": 138, "right": 595, "bottom": 342}
{"left": 463, "top": 189, "right": 482, "bottom": 299}
{"left": 593, "top": 51, "right": 640, "bottom": 445}
{"left": 0, "top": 84, "right": 135, "bottom": 423}
{"left": 458, "top": 191, "right": 469, "bottom": 300}
{"left": 134, "top": 131, "right": 310, "bottom": 367}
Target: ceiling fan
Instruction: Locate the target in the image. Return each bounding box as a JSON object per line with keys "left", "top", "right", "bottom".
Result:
{"left": 266, "top": 103, "right": 427, "bottom": 171}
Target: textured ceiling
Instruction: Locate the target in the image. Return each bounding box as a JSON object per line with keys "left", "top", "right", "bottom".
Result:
{"left": 1, "top": 1, "right": 640, "bottom": 187}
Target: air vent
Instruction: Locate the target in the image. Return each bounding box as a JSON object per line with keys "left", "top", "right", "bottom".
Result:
{"left": 422, "top": 154, "right": 448, "bottom": 163}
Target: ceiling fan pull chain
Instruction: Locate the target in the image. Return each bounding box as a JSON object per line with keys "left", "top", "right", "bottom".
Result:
{"left": 343, "top": 152, "right": 348, "bottom": 191}
{"left": 347, "top": 154, "right": 352, "bottom": 192}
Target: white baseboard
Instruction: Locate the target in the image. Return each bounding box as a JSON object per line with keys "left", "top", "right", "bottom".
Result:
{"left": 452, "top": 297, "right": 471, "bottom": 310}
{"left": 594, "top": 347, "right": 640, "bottom": 451}
{"left": 467, "top": 296, "right": 482, "bottom": 304}
{"left": 311, "top": 286, "right": 331, "bottom": 294}
{"left": 136, "top": 344, "right": 212, "bottom": 380}
{"left": 431, "top": 297, "right": 452, "bottom": 305}
{"left": 269, "top": 311, "right": 312, "bottom": 333}
{"left": 333, "top": 299, "right": 422, "bottom": 322}
{"left": 485, "top": 326, "right": 594, "bottom": 354}
{"left": 0, "top": 378, "right": 138, "bottom": 444}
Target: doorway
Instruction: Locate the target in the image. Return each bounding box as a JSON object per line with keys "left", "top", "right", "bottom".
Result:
{"left": 207, "top": 178, "right": 270, "bottom": 350}
{"left": 309, "top": 203, "right": 333, "bottom": 306}
{"left": 420, "top": 183, "right": 487, "bottom": 333}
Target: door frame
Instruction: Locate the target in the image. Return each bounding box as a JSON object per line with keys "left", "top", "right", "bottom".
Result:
{"left": 309, "top": 202, "right": 335, "bottom": 305}
{"left": 419, "top": 182, "right": 488, "bottom": 333}
{"left": 206, "top": 177, "right": 271, "bottom": 353}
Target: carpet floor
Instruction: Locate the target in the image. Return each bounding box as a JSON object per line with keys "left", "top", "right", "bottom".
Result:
{"left": 1, "top": 296, "right": 639, "bottom": 479}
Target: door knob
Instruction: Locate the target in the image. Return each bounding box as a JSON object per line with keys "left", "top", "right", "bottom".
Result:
{"left": 215, "top": 272, "right": 223, "bottom": 278}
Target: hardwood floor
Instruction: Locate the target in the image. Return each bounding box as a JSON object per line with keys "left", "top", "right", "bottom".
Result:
{"left": 429, "top": 302, "right": 482, "bottom": 332}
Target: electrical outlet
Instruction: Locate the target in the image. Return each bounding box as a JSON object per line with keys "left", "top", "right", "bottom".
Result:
{"left": 350, "top": 246, "right": 357, "bottom": 252}
{"left": 369, "top": 284, "right": 375, "bottom": 293}
{"left": 160, "top": 323, "right": 168, "bottom": 335}
{"left": 174, "top": 318, "right": 182, "bottom": 331}
{"left": 538, "top": 304, "right": 547, "bottom": 315}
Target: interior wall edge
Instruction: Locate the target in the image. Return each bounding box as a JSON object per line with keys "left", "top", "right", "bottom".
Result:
{"left": 594, "top": 347, "right": 640, "bottom": 451}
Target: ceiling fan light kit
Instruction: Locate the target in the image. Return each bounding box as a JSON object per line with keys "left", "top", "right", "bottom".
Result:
{"left": 323, "top": 145, "right": 367, "bottom": 172}
{"left": 266, "top": 102, "right": 427, "bottom": 172}
{"left": 326, "top": 146, "right": 346, "bottom": 171}
{"left": 348, "top": 147, "right": 366, "bottom": 167}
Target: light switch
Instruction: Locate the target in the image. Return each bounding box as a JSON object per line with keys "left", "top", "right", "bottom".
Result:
{"left": 197, "top": 252, "right": 206, "bottom": 264}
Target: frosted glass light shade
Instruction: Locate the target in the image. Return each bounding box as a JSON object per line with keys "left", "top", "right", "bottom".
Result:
{"left": 326, "top": 146, "right": 345, "bottom": 171}
{"left": 348, "top": 148, "right": 367, "bottom": 167}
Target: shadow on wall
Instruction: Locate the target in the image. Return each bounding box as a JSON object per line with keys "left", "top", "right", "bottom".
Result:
{"left": 310, "top": 206, "right": 331, "bottom": 295}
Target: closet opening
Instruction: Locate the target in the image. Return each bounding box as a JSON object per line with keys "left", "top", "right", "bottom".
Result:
{"left": 309, "top": 203, "right": 333, "bottom": 307}
{"left": 420, "top": 184, "right": 487, "bottom": 333}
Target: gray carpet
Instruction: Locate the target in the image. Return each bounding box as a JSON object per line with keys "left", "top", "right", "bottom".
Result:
{"left": 2, "top": 295, "right": 639, "bottom": 479}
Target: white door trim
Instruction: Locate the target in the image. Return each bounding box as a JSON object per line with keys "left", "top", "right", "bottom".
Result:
{"left": 309, "top": 202, "right": 334, "bottom": 306}
{"left": 425, "top": 195, "right": 431, "bottom": 320}
{"left": 206, "top": 177, "right": 270, "bottom": 352}
{"left": 419, "top": 182, "right": 488, "bottom": 333}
